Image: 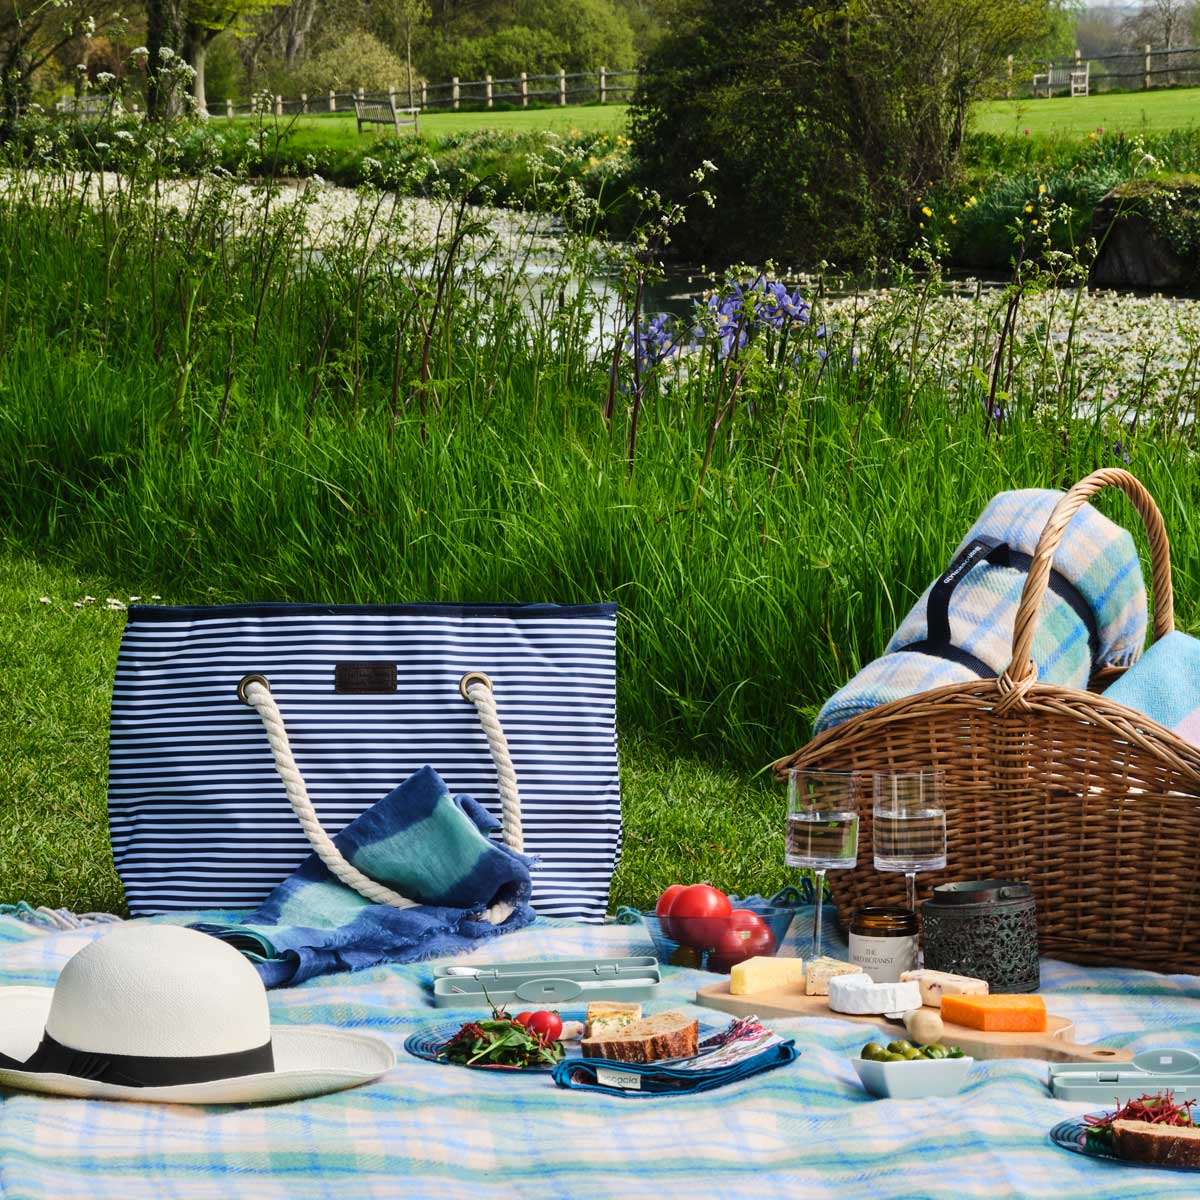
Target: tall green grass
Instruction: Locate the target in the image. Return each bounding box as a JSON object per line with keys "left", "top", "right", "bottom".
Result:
{"left": 3, "top": 154, "right": 1199, "bottom": 772}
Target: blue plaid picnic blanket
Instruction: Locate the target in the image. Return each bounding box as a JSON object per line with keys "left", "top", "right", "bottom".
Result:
{"left": 1, "top": 909, "right": 1198, "bottom": 1199}
{"left": 815, "top": 489, "right": 1147, "bottom": 733}
{"left": 194, "top": 765, "right": 535, "bottom": 986}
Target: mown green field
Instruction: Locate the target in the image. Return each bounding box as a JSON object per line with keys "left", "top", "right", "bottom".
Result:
{"left": 975, "top": 86, "right": 1200, "bottom": 136}
{"left": 234, "top": 103, "right": 629, "bottom": 145}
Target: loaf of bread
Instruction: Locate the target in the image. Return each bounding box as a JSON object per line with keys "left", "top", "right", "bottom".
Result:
{"left": 1112, "top": 1119, "right": 1200, "bottom": 1167}
{"left": 580, "top": 1010, "right": 699, "bottom": 1063}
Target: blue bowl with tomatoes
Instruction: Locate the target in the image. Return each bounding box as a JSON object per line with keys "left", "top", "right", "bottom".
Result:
{"left": 641, "top": 886, "right": 795, "bottom": 973}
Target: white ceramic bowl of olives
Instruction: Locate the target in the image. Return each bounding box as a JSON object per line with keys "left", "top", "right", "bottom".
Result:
{"left": 852, "top": 1039, "right": 973, "bottom": 1099}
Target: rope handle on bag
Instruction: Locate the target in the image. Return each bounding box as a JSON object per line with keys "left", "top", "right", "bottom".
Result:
{"left": 238, "top": 671, "right": 524, "bottom": 921}
{"left": 997, "top": 468, "right": 1174, "bottom": 710}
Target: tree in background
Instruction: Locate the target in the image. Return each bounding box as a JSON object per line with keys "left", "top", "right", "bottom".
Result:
{"left": 376, "top": 0, "right": 430, "bottom": 107}
{"left": 0, "top": 0, "right": 122, "bottom": 129}
{"left": 631, "top": 0, "right": 1055, "bottom": 268}
{"left": 1122, "top": 0, "right": 1197, "bottom": 49}
{"left": 182, "top": 0, "right": 276, "bottom": 115}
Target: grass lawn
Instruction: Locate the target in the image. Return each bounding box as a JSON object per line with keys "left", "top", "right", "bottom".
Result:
{"left": 0, "top": 553, "right": 792, "bottom": 915}
{"left": 237, "top": 103, "right": 629, "bottom": 146}
{"left": 974, "top": 86, "right": 1200, "bottom": 136}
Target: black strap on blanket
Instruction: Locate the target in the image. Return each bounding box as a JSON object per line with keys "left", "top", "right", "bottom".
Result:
{"left": 896, "top": 537, "right": 1100, "bottom": 678}
{"left": 0, "top": 1032, "right": 274, "bottom": 1087}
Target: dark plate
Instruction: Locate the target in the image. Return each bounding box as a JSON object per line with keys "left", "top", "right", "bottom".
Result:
{"left": 1050, "top": 1117, "right": 1200, "bottom": 1172}
{"left": 405, "top": 1011, "right": 724, "bottom": 1072}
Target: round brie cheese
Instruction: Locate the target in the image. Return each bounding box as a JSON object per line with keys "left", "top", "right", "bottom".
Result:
{"left": 827, "top": 972, "right": 922, "bottom": 1015}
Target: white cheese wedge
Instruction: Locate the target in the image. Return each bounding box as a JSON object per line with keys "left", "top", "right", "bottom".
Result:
{"left": 728, "top": 956, "right": 805, "bottom": 996}
{"left": 827, "top": 972, "right": 922, "bottom": 1015}
{"left": 899, "top": 969, "right": 989, "bottom": 1009}
{"left": 803, "top": 956, "right": 862, "bottom": 996}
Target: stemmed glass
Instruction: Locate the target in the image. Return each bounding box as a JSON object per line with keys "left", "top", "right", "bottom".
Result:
{"left": 872, "top": 770, "right": 947, "bottom": 911}
{"left": 786, "top": 770, "right": 861, "bottom": 960}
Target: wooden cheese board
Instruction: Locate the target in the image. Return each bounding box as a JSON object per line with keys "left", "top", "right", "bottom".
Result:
{"left": 695, "top": 982, "right": 1134, "bottom": 1064}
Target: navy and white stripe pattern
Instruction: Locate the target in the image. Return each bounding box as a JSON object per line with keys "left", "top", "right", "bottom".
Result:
{"left": 108, "top": 604, "right": 621, "bottom": 922}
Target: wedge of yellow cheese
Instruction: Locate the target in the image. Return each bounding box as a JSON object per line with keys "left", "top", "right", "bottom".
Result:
{"left": 728, "top": 956, "right": 805, "bottom": 996}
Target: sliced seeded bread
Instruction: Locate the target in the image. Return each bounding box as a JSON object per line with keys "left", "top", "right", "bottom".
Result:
{"left": 1112, "top": 1120, "right": 1200, "bottom": 1168}
{"left": 580, "top": 1010, "right": 699, "bottom": 1063}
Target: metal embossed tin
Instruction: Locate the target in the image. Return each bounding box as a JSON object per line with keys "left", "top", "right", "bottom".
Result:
{"left": 920, "top": 880, "right": 1040, "bottom": 993}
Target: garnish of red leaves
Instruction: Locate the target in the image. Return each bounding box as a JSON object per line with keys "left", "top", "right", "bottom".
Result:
{"left": 1084, "top": 1091, "right": 1197, "bottom": 1149}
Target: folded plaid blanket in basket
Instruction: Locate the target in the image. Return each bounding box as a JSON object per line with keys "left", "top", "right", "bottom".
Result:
{"left": 814, "top": 489, "right": 1148, "bottom": 734}
{"left": 195, "top": 765, "right": 535, "bottom": 987}
{"left": 1102, "top": 629, "right": 1200, "bottom": 746}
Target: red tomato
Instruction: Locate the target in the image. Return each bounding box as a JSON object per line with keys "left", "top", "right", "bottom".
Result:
{"left": 522, "top": 1010, "right": 563, "bottom": 1041}
{"left": 712, "top": 927, "right": 756, "bottom": 966}
{"left": 667, "top": 884, "right": 733, "bottom": 949}
{"left": 655, "top": 884, "right": 687, "bottom": 940}
{"left": 740, "top": 922, "right": 777, "bottom": 957}
{"left": 514, "top": 1011, "right": 534, "bottom": 1025}
{"left": 728, "top": 909, "right": 767, "bottom": 933}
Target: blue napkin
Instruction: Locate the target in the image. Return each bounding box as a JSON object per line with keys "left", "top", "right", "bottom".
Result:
{"left": 1102, "top": 630, "right": 1200, "bottom": 746}
{"left": 552, "top": 1019, "right": 798, "bottom": 1097}
{"left": 195, "top": 765, "right": 535, "bottom": 987}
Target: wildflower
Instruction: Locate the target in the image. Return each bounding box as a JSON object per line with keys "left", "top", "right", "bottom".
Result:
{"left": 919, "top": 221, "right": 925, "bottom": 228}
{"left": 1024, "top": 128, "right": 1030, "bottom": 136}
{"left": 949, "top": 215, "right": 957, "bottom": 225}
{"left": 1089, "top": 132, "right": 1097, "bottom": 140}
{"left": 38, "top": 596, "right": 51, "bottom": 605}
{"left": 1031, "top": 218, "right": 1038, "bottom": 226}
{"left": 1111, "top": 440, "right": 1131, "bottom": 464}
{"left": 921, "top": 205, "right": 932, "bottom": 217}
{"left": 1038, "top": 184, "right": 1046, "bottom": 195}
{"left": 1024, "top": 204, "right": 1033, "bottom": 212}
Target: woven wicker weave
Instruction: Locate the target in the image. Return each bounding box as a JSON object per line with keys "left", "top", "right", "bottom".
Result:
{"left": 774, "top": 468, "right": 1200, "bottom": 974}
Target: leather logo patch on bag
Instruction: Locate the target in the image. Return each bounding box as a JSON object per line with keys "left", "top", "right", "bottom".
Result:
{"left": 334, "top": 663, "right": 397, "bottom": 694}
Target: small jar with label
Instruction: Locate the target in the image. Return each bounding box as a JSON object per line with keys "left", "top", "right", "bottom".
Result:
{"left": 848, "top": 907, "right": 918, "bottom": 982}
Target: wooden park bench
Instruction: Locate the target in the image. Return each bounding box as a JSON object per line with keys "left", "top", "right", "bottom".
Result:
{"left": 1031, "top": 61, "right": 1089, "bottom": 98}
{"left": 56, "top": 94, "right": 120, "bottom": 117}
{"left": 353, "top": 94, "right": 419, "bottom": 136}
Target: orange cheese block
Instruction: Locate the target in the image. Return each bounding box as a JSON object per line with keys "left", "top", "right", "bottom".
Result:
{"left": 940, "top": 993, "right": 1047, "bottom": 1032}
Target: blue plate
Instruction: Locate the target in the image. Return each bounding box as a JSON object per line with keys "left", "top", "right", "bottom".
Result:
{"left": 406, "top": 1011, "right": 726, "bottom": 1072}
{"left": 405, "top": 1009, "right": 588, "bottom": 1072}
{"left": 1050, "top": 1116, "right": 1200, "bottom": 1171}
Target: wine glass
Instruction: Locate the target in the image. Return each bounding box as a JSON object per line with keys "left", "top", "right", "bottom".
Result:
{"left": 872, "top": 770, "right": 947, "bottom": 912}
{"left": 786, "top": 770, "right": 861, "bottom": 960}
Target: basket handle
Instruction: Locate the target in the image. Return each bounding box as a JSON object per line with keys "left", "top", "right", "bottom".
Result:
{"left": 1001, "top": 468, "right": 1174, "bottom": 690}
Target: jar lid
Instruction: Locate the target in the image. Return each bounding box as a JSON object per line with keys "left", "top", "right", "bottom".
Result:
{"left": 851, "top": 906, "right": 919, "bottom": 932}
{"left": 926, "top": 880, "right": 1032, "bottom": 906}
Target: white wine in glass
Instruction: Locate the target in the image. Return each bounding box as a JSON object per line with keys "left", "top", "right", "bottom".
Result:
{"left": 786, "top": 770, "right": 861, "bottom": 960}
{"left": 872, "top": 770, "right": 947, "bottom": 911}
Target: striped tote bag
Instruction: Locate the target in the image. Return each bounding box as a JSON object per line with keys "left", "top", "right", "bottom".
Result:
{"left": 107, "top": 603, "right": 621, "bottom": 922}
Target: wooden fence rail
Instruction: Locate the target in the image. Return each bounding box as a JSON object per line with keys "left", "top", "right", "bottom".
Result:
{"left": 204, "top": 67, "right": 639, "bottom": 120}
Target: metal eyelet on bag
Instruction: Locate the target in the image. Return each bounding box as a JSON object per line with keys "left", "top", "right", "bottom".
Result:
{"left": 458, "top": 671, "right": 493, "bottom": 701}
{"left": 237, "top": 673, "right": 272, "bottom": 705}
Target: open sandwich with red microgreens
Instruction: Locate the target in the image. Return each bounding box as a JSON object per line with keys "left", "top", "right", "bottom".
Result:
{"left": 1085, "top": 1092, "right": 1200, "bottom": 1167}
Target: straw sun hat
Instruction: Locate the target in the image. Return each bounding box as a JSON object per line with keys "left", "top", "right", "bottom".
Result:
{"left": 0, "top": 924, "right": 394, "bottom": 1103}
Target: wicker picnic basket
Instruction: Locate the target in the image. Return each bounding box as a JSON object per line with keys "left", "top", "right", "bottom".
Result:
{"left": 773, "top": 467, "right": 1200, "bottom": 975}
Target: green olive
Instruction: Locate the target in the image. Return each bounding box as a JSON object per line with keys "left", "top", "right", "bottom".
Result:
{"left": 860, "top": 1042, "right": 888, "bottom": 1061}
{"left": 883, "top": 1052, "right": 909, "bottom": 1062}
{"left": 886, "top": 1039, "right": 915, "bottom": 1055}
{"left": 902, "top": 1048, "right": 924, "bottom": 1060}
{"left": 922, "top": 1044, "right": 948, "bottom": 1059}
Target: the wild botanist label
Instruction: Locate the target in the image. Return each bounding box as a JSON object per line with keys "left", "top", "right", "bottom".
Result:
{"left": 848, "top": 933, "right": 918, "bottom": 983}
